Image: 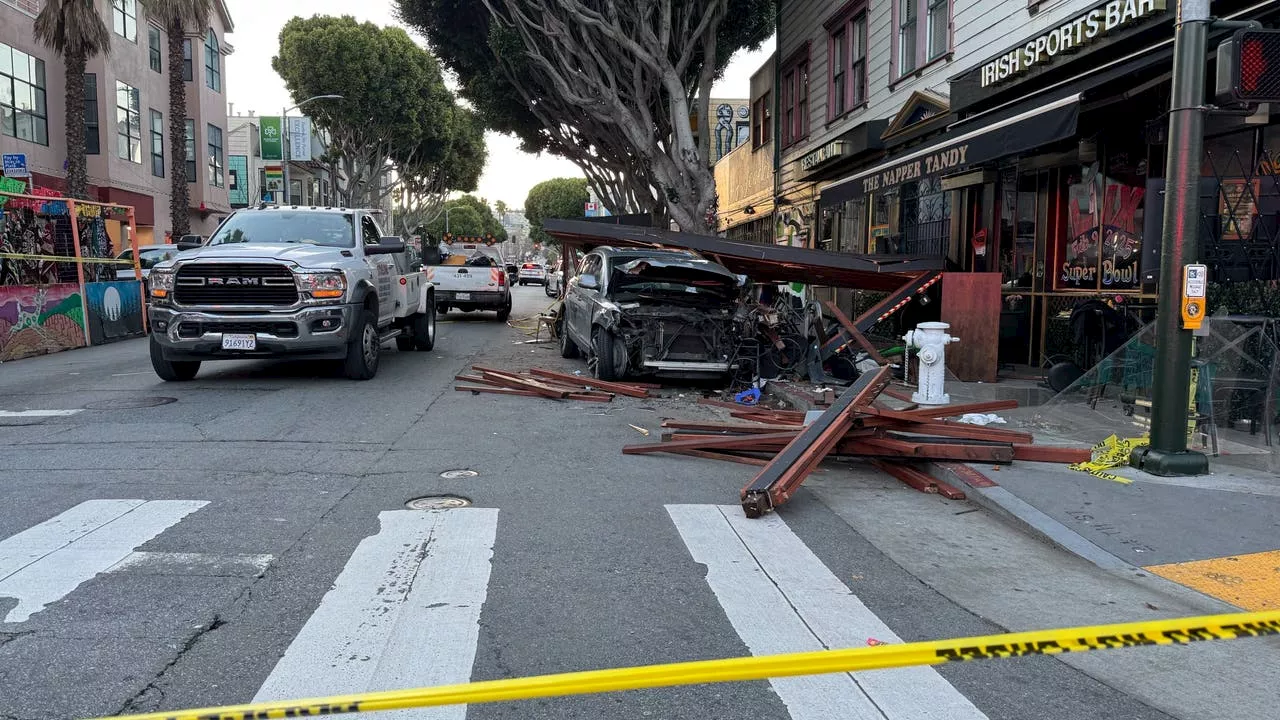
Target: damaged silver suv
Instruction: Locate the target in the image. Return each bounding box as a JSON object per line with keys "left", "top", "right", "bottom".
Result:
{"left": 558, "top": 247, "right": 747, "bottom": 381}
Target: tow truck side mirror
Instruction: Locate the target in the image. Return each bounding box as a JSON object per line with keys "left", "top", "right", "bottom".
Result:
{"left": 367, "top": 237, "right": 406, "bottom": 255}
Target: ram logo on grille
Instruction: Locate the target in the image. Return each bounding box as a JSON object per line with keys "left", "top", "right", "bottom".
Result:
{"left": 207, "top": 277, "right": 261, "bottom": 286}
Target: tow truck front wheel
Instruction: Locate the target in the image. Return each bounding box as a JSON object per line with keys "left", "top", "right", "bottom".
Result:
{"left": 412, "top": 302, "right": 436, "bottom": 351}
{"left": 150, "top": 335, "right": 200, "bottom": 381}
{"left": 343, "top": 310, "right": 380, "bottom": 380}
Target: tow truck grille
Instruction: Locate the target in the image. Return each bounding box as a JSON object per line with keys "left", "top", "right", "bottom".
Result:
{"left": 174, "top": 263, "right": 298, "bottom": 306}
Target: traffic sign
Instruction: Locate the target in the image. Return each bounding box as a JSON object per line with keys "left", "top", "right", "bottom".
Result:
{"left": 2, "top": 153, "right": 29, "bottom": 178}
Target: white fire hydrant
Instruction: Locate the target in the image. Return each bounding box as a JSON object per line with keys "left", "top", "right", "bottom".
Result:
{"left": 904, "top": 322, "right": 959, "bottom": 406}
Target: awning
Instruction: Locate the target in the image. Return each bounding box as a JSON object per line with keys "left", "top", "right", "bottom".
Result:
{"left": 819, "top": 93, "right": 1081, "bottom": 210}
{"left": 542, "top": 219, "right": 942, "bottom": 291}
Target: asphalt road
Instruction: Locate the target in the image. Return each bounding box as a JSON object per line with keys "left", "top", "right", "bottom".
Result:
{"left": 0, "top": 285, "right": 1216, "bottom": 720}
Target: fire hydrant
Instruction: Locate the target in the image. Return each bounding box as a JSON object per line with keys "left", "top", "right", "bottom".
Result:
{"left": 904, "top": 322, "right": 959, "bottom": 406}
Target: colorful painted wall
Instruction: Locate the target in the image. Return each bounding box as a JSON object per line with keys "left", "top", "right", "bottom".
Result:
{"left": 0, "top": 283, "right": 87, "bottom": 361}
{"left": 85, "top": 280, "right": 145, "bottom": 345}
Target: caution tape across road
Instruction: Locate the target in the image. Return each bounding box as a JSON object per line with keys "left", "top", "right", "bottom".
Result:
{"left": 0, "top": 252, "right": 132, "bottom": 265}
{"left": 97, "top": 610, "right": 1280, "bottom": 720}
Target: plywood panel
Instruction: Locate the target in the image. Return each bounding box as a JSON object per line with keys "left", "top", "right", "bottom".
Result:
{"left": 941, "top": 272, "right": 1001, "bottom": 383}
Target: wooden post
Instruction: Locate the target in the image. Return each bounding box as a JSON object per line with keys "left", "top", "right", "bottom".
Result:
{"left": 67, "top": 199, "right": 91, "bottom": 346}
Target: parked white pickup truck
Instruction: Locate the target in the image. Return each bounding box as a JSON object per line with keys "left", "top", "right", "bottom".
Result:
{"left": 426, "top": 242, "right": 512, "bottom": 321}
{"left": 147, "top": 206, "right": 436, "bottom": 381}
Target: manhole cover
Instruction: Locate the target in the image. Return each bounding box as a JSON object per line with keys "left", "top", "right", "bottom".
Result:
{"left": 84, "top": 396, "right": 178, "bottom": 410}
{"left": 406, "top": 495, "right": 472, "bottom": 510}
{"left": 439, "top": 469, "right": 479, "bottom": 480}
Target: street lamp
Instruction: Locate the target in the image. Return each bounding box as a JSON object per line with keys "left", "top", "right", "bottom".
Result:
{"left": 281, "top": 94, "right": 343, "bottom": 206}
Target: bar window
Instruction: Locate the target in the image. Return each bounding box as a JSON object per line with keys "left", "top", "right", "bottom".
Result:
{"left": 893, "top": 0, "right": 952, "bottom": 80}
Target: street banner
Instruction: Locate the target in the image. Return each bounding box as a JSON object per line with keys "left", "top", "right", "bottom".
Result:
{"left": 265, "top": 166, "right": 284, "bottom": 192}
{"left": 289, "top": 117, "right": 312, "bottom": 161}
{"left": 260, "top": 117, "right": 283, "bottom": 161}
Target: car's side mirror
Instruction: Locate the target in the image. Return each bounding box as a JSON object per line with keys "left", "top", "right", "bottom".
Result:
{"left": 367, "top": 237, "right": 406, "bottom": 255}
{"left": 578, "top": 274, "right": 598, "bottom": 290}
{"left": 176, "top": 235, "right": 203, "bottom": 251}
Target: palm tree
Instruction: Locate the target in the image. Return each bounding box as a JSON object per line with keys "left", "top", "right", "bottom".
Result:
{"left": 33, "top": 0, "right": 112, "bottom": 201}
{"left": 139, "top": 0, "right": 212, "bottom": 237}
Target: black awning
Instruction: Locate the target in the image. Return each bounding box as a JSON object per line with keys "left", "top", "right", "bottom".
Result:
{"left": 819, "top": 93, "right": 1081, "bottom": 210}
{"left": 541, "top": 219, "right": 942, "bottom": 291}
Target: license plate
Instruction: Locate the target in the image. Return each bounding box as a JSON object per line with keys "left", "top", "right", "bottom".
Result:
{"left": 456, "top": 292, "right": 471, "bottom": 300}
{"left": 221, "top": 333, "right": 257, "bottom": 350}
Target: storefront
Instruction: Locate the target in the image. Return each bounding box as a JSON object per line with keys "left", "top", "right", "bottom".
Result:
{"left": 817, "top": 0, "right": 1280, "bottom": 370}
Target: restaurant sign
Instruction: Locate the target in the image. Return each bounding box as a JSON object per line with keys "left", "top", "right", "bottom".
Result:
{"left": 980, "top": 0, "right": 1166, "bottom": 88}
{"left": 800, "top": 141, "right": 848, "bottom": 172}
{"left": 861, "top": 144, "right": 970, "bottom": 193}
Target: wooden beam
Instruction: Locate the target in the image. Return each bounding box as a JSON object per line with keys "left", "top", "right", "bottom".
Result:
{"left": 668, "top": 449, "right": 771, "bottom": 467}
{"left": 1011, "top": 445, "right": 1092, "bottom": 463}
{"left": 623, "top": 431, "right": 803, "bottom": 455}
{"left": 823, "top": 299, "right": 887, "bottom": 364}
{"left": 529, "top": 368, "right": 651, "bottom": 398}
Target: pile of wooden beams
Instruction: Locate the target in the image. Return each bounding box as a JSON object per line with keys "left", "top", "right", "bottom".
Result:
{"left": 620, "top": 365, "right": 1092, "bottom": 517}
{"left": 455, "top": 366, "right": 656, "bottom": 402}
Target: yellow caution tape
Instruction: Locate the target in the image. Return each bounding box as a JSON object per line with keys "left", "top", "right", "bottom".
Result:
{"left": 1068, "top": 433, "right": 1149, "bottom": 484}
{"left": 0, "top": 252, "right": 132, "bottom": 265}
{"left": 96, "top": 610, "right": 1279, "bottom": 720}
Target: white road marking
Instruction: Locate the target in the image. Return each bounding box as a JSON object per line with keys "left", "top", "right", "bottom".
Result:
{"left": 0, "top": 409, "right": 82, "bottom": 417}
{"left": 109, "top": 551, "right": 275, "bottom": 576}
{"left": 253, "top": 509, "right": 499, "bottom": 720}
{"left": 667, "top": 504, "right": 988, "bottom": 720}
{"left": 0, "top": 499, "right": 208, "bottom": 623}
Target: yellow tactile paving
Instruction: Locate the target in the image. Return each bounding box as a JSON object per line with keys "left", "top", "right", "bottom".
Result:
{"left": 1145, "top": 550, "right": 1280, "bottom": 611}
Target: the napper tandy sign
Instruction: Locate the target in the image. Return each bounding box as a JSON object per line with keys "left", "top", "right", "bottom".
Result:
{"left": 980, "top": 0, "right": 1166, "bottom": 88}
{"left": 861, "top": 145, "right": 969, "bottom": 193}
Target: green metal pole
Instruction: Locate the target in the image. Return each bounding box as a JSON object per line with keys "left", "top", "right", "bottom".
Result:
{"left": 1130, "top": 0, "right": 1209, "bottom": 476}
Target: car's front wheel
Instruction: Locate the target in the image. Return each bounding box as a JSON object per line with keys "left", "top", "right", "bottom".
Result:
{"left": 593, "top": 327, "right": 626, "bottom": 381}
{"left": 150, "top": 335, "right": 199, "bottom": 381}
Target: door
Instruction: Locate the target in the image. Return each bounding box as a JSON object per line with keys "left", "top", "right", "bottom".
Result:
{"left": 952, "top": 185, "right": 993, "bottom": 272}
{"left": 361, "top": 214, "right": 396, "bottom": 327}
{"left": 567, "top": 254, "right": 601, "bottom": 345}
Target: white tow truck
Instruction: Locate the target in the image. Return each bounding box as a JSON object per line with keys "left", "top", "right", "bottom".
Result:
{"left": 425, "top": 241, "right": 513, "bottom": 321}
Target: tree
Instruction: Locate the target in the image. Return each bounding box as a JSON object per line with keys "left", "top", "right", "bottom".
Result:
{"left": 273, "top": 16, "right": 456, "bottom": 210}
{"left": 525, "top": 178, "right": 588, "bottom": 245}
{"left": 395, "top": 0, "right": 773, "bottom": 229}
{"left": 494, "top": 199, "right": 508, "bottom": 221}
{"left": 140, "top": 0, "right": 214, "bottom": 236}
{"left": 392, "top": 105, "right": 487, "bottom": 236}
{"left": 422, "top": 195, "right": 506, "bottom": 242}
{"left": 33, "top": 0, "right": 112, "bottom": 201}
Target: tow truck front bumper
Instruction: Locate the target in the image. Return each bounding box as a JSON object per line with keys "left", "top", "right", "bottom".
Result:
{"left": 149, "top": 304, "right": 359, "bottom": 361}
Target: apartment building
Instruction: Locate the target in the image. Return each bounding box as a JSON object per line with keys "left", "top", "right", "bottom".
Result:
{"left": 227, "top": 113, "right": 334, "bottom": 210}
{"left": 0, "top": 0, "right": 234, "bottom": 244}
{"left": 733, "top": 0, "right": 1279, "bottom": 369}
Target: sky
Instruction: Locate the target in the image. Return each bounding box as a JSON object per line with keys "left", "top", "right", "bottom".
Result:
{"left": 222, "top": 0, "right": 774, "bottom": 209}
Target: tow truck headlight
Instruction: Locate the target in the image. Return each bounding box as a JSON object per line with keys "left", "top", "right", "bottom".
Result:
{"left": 296, "top": 271, "right": 347, "bottom": 299}
{"left": 150, "top": 268, "right": 175, "bottom": 298}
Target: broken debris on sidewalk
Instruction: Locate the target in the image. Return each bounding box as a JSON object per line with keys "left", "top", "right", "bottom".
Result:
{"left": 455, "top": 366, "right": 657, "bottom": 402}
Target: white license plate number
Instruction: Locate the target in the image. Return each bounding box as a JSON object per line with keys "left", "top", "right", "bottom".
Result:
{"left": 221, "top": 333, "right": 257, "bottom": 350}
{"left": 456, "top": 292, "right": 471, "bottom": 300}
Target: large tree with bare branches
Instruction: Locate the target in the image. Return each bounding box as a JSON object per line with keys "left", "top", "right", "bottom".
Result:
{"left": 396, "top": 0, "right": 772, "bottom": 230}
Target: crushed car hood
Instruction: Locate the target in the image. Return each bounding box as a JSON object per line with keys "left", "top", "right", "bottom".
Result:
{"left": 610, "top": 258, "right": 743, "bottom": 304}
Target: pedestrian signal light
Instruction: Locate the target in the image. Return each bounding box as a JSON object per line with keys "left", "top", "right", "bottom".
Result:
{"left": 1216, "top": 29, "right": 1280, "bottom": 104}
{"left": 1181, "top": 264, "right": 1207, "bottom": 331}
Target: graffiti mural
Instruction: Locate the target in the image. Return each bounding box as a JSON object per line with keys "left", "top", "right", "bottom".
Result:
{"left": 0, "top": 206, "right": 62, "bottom": 286}
{"left": 0, "top": 283, "right": 86, "bottom": 361}
{"left": 85, "top": 280, "right": 144, "bottom": 344}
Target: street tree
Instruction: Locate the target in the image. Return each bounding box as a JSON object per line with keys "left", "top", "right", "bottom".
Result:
{"left": 422, "top": 195, "right": 507, "bottom": 242}
{"left": 392, "top": 105, "right": 487, "bottom": 237}
{"left": 139, "top": 0, "right": 214, "bottom": 236}
{"left": 525, "top": 178, "right": 588, "bottom": 245}
{"left": 33, "top": 0, "right": 112, "bottom": 201}
{"left": 395, "top": 0, "right": 772, "bottom": 230}
{"left": 273, "top": 16, "right": 456, "bottom": 210}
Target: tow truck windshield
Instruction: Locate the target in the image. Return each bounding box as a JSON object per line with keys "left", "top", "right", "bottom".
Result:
{"left": 209, "top": 211, "right": 356, "bottom": 248}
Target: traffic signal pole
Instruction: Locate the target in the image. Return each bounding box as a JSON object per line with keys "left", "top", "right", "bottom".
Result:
{"left": 1130, "top": 0, "right": 1211, "bottom": 476}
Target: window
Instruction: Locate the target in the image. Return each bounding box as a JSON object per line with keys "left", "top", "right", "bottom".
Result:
{"left": 85, "top": 74, "right": 100, "bottom": 154}
{"left": 361, "top": 215, "right": 382, "bottom": 245}
{"left": 289, "top": 179, "right": 302, "bottom": 206}
{"left": 780, "top": 50, "right": 809, "bottom": 148}
{"left": 1, "top": 43, "right": 49, "bottom": 145}
{"left": 207, "top": 123, "right": 224, "bottom": 187}
{"left": 827, "top": 4, "right": 868, "bottom": 118}
{"left": 182, "top": 38, "right": 193, "bottom": 82}
{"left": 751, "top": 91, "right": 771, "bottom": 148}
{"left": 204, "top": 30, "right": 221, "bottom": 92}
{"left": 894, "top": 0, "right": 951, "bottom": 79}
{"left": 148, "top": 26, "right": 162, "bottom": 73}
{"left": 150, "top": 109, "right": 164, "bottom": 177}
{"left": 115, "top": 81, "right": 141, "bottom": 163}
{"left": 113, "top": 0, "right": 137, "bottom": 42}
{"left": 185, "top": 118, "right": 196, "bottom": 182}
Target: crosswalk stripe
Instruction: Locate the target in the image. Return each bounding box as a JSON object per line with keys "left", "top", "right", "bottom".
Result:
{"left": 0, "top": 409, "right": 82, "bottom": 417}
{"left": 253, "top": 508, "right": 499, "bottom": 720}
{"left": 0, "top": 499, "right": 209, "bottom": 623}
{"left": 666, "top": 504, "right": 988, "bottom": 720}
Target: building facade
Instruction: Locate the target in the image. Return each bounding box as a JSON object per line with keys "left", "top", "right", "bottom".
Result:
{"left": 740, "top": 0, "right": 1280, "bottom": 368}
{"left": 227, "top": 113, "right": 334, "bottom": 210}
{"left": 0, "top": 0, "right": 234, "bottom": 246}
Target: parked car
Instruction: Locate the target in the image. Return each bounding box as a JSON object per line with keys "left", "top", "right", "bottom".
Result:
{"left": 146, "top": 206, "right": 435, "bottom": 382}
{"left": 116, "top": 243, "right": 182, "bottom": 281}
{"left": 558, "top": 247, "right": 747, "bottom": 381}
{"left": 518, "top": 262, "right": 547, "bottom": 286}
{"left": 545, "top": 268, "right": 562, "bottom": 297}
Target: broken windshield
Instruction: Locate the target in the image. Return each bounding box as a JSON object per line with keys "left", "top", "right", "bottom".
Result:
{"left": 608, "top": 258, "right": 741, "bottom": 304}
{"left": 209, "top": 212, "right": 356, "bottom": 248}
